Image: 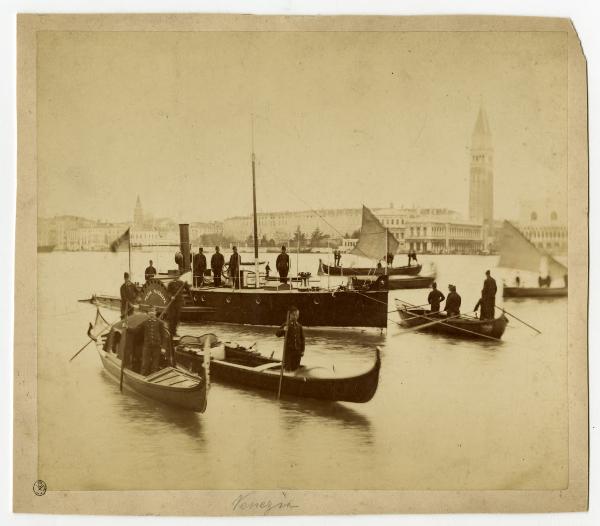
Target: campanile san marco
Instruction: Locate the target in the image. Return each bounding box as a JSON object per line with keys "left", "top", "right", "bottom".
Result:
{"left": 469, "top": 106, "right": 494, "bottom": 243}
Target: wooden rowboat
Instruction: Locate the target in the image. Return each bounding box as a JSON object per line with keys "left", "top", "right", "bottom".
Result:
{"left": 503, "top": 285, "right": 567, "bottom": 298}
{"left": 319, "top": 259, "right": 422, "bottom": 276}
{"left": 97, "top": 313, "right": 208, "bottom": 412}
{"left": 352, "top": 274, "right": 435, "bottom": 290}
{"left": 396, "top": 303, "right": 508, "bottom": 340}
{"left": 174, "top": 335, "right": 381, "bottom": 403}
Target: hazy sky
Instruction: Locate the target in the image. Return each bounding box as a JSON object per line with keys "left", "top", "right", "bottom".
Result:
{"left": 37, "top": 30, "right": 567, "bottom": 223}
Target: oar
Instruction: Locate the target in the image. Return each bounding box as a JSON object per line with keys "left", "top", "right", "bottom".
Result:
{"left": 497, "top": 306, "right": 541, "bottom": 334}
{"left": 119, "top": 307, "right": 130, "bottom": 391}
{"left": 69, "top": 311, "right": 114, "bottom": 362}
{"left": 277, "top": 311, "right": 290, "bottom": 400}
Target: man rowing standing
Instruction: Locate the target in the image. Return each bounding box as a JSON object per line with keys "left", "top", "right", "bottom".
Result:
{"left": 427, "top": 281, "right": 445, "bottom": 312}
{"left": 480, "top": 269, "right": 497, "bottom": 320}
{"left": 276, "top": 306, "right": 305, "bottom": 372}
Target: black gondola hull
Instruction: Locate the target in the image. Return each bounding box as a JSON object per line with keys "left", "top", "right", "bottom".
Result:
{"left": 320, "top": 260, "right": 421, "bottom": 276}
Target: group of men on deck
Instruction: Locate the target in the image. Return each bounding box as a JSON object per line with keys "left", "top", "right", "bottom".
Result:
{"left": 426, "top": 270, "right": 497, "bottom": 320}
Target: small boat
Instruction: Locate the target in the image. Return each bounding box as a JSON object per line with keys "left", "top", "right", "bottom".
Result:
{"left": 351, "top": 274, "right": 435, "bottom": 290}
{"left": 240, "top": 260, "right": 266, "bottom": 266}
{"left": 318, "top": 206, "right": 421, "bottom": 276}
{"left": 497, "top": 221, "right": 568, "bottom": 299}
{"left": 320, "top": 260, "right": 422, "bottom": 276}
{"left": 502, "top": 285, "right": 567, "bottom": 298}
{"left": 173, "top": 334, "right": 381, "bottom": 403}
{"left": 96, "top": 312, "right": 208, "bottom": 412}
{"left": 37, "top": 244, "right": 55, "bottom": 253}
{"left": 396, "top": 302, "right": 508, "bottom": 340}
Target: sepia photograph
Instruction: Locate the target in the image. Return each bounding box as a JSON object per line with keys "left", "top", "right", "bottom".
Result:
{"left": 11, "top": 10, "right": 589, "bottom": 518}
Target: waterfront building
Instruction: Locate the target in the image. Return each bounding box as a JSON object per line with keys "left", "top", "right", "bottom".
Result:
{"left": 517, "top": 198, "right": 567, "bottom": 254}
{"left": 405, "top": 219, "right": 483, "bottom": 254}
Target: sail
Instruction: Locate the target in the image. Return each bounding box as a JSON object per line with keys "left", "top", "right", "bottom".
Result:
{"left": 350, "top": 206, "right": 400, "bottom": 261}
{"left": 497, "top": 221, "right": 567, "bottom": 277}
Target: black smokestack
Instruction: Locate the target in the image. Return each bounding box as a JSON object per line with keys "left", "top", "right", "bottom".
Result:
{"left": 179, "top": 224, "right": 191, "bottom": 272}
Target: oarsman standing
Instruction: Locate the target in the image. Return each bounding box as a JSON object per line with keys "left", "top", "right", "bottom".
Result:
{"left": 427, "top": 281, "right": 445, "bottom": 312}
{"left": 144, "top": 260, "right": 157, "bottom": 281}
{"left": 211, "top": 246, "right": 225, "bottom": 287}
{"left": 228, "top": 246, "right": 242, "bottom": 289}
{"left": 276, "top": 245, "right": 290, "bottom": 284}
{"left": 120, "top": 272, "right": 137, "bottom": 319}
{"left": 481, "top": 269, "right": 497, "bottom": 320}
{"left": 193, "top": 247, "right": 207, "bottom": 287}
{"left": 275, "top": 305, "right": 305, "bottom": 372}
{"left": 444, "top": 284, "right": 461, "bottom": 316}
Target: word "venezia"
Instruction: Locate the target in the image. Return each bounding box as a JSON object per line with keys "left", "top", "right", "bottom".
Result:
{"left": 231, "top": 492, "right": 299, "bottom": 514}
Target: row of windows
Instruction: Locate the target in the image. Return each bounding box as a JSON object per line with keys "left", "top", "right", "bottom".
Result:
{"left": 525, "top": 228, "right": 567, "bottom": 239}
{"left": 530, "top": 211, "right": 559, "bottom": 221}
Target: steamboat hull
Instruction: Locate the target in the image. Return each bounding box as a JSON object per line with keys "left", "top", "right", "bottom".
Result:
{"left": 186, "top": 288, "right": 389, "bottom": 328}
{"left": 503, "top": 286, "right": 567, "bottom": 298}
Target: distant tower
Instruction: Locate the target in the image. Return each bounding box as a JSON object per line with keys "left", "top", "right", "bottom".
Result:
{"left": 469, "top": 106, "right": 494, "bottom": 233}
{"left": 134, "top": 195, "right": 144, "bottom": 227}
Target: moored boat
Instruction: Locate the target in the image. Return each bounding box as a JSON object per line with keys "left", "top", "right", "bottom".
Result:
{"left": 319, "top": 260, "right": 422, "bottom": 276}
{"left": 174, "top": 334, "right": 381, "bottom": 403}
{"left": 351, "top": 274, "right": 435, "bottom": 290}
{"left": 97, "top": 313, "right": 209, "bottom": 412}
{"left": 396, "top": 302, "right": 508, "bottom": 340}
{"left": 502, "top": 285, "right": 567, "bottom": 298}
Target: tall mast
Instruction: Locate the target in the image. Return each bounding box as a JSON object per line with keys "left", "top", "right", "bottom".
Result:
{"left": 385, "top": 227, "right": 388, "bottom": 276}
{"left": 251, "top": 116, "right": 260, "bottom": 288}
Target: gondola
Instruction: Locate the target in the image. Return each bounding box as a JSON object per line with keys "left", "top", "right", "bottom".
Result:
{"left": 351, "top": 274, "right": 435, "bottom": 290}
{"left": 502, "top": 285, "right": 567, "bottom": 298}
{"left": 395, "top": 302, "right": 508, "bottom": 340}
{"left": 319, "top": 259, "right": 421, "bottom": 276}
{"left": 174, "top": 334, "right": 381, "bottom": 403}
{"left": 97, "top": 313, "right": 209, "bottom": 412}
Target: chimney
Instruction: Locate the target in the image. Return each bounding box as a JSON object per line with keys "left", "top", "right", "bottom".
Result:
{"left": 179, "top": 224, "right": 191, "bottom": 272}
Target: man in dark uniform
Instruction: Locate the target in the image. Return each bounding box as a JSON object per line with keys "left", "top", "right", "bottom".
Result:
{"left": 193, "top": 247, "right": 207, "bottom": 287}
{"left": 211, "top": 246, "right": 225, "bottom": 287}
{"left": 276, "top": 245, "right": 290, "bottom": 284}
{"left": 141, "top": 307, "right": 168, "bottom": 376}
{"left": 481, "top": 269, "right": 497, "bottom": 320}
{"left": 228, "top": 246, "right": 242, "bottom": 289}
{"left": 444, "top": 284, "right": 461, "bottom": 316}
{"left": 144, "top": 260, "right": 157, "bottom": 281}
{"left": 276, "top": 305, "right": 305, "bottom": 372}
{"left": 427, "top": 281, "right": 445, "bottom": 312}
{"left": 166, "top": 278, "right": 188, "bottom": 336}
{"left": 386, "top": 252, "right": 394, "bottom": 267}
{"left": 120, "top": 272, "right": 137, "bottom": 319}
{"left": 407, "top": 250, "right": 418, "bottom": 266}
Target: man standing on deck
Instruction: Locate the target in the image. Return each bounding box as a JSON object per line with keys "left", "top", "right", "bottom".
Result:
{"left": 276, "top": 305, "right": 305, "bottom": 372}
{"left": 276, "top": 245, "right": 290, "bottom": 284}
{"left": 141, "top": 307, "right": 169, "bottom": 376}
{"left": 427, "top": 281, "right": 445, "bottom": 312}
{"left": 444, "top": 284, "right": 461, "bottom": 316}
{"left": 193, "top": 247, "right": 207, "bottom": 287}
{"left": 228, "top": 246, "right": 242, "bottom": 289}
{"left": 120, "top": 272, "right": 137, "bottom": 319}
{"left": 481, "top": 269, "right": 497, "bottom": 320}
{"left": 211, "top": 246, "right": 225, "bottom": 287}
{"left": 144, "top": 260, "right": 157, "bottom": 281}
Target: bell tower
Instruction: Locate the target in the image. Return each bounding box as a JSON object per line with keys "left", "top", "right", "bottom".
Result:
{"left": 469, "top": 106, "right": 494, "bottom": 234}
{"left": 134, "top": 195, "right": 144, "bottom": 227}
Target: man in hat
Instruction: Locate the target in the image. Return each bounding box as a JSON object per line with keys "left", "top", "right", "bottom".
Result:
{"left": 141, "top": 307, "right": 169, "bottom": 376}
{"left": 444, "top": 284, "right": 461, "bottom": 316}
{"left": 193, "top": 247, "right": 207, "bottom": 287}
{"left": 276, "top": 245, "right": 290, "bottom": 284}
{"left": 211, "top": 246, "right": 225, "bottom": 287}
{"left": 228, "top": 246, "right": 242, "bottom": 289}
{"left": 276, "top": 305, "right": 305, "bottom": 372}
{"left": 481, "top": 269, "right": 497, "bottom": 320}
{"left": 144, "top": 260, "right": 157, "bottom": 281}
{"left": 427, "top": 281, "right": 445, "bottom": 312}
{"left": 119, "top": 272, "right": 137, "bottom": 319}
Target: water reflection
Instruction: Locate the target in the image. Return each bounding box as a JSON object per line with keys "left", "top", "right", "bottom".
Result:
{"left": 98, "top": 370, "right": 206, "bottom": 442}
